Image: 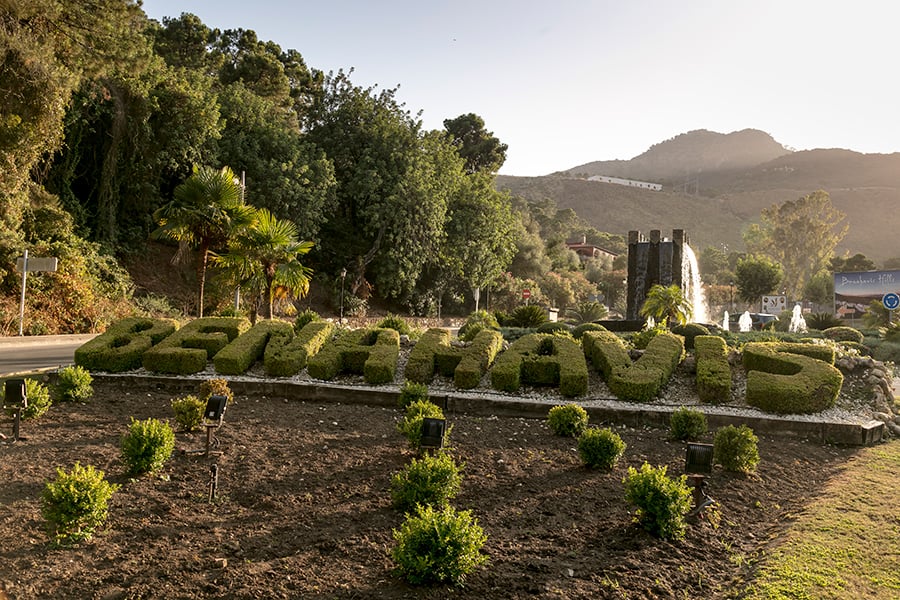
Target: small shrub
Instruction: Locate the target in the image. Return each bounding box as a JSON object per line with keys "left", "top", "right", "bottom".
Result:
{"left": 377, "top": 313, "right": 411, "bottom": 336}
{"left": 398, "top": 380, "right": 429, "bottom": 409}
{"left": 578, "top": 427, "right": 626, "bottom": 469}
{"left": 41, "top": 462, "right": 119, "bottom": 545}
{"left": 121, "top": 417, "right": 176, "bottom": 475}
{"left": 805, "top": 312, "right": 842, "bottom": 330}
{"left": 511, "top": 305, "right": 548, "bottom": 328}
{"left": 536, "top": 322, "right": 570, "bottom": 335}
{"left": 565, "top": 301, "right": 608, "bottom": 325}
{"left": 54, "top": 365, "right": 93, "bottom": 402}
{"left": 670, "top": 323, "right": 710, "bottom": 350}
{"left": 171, "top": 395, "right": 205, "bottom": 432}
{"left": 392, "top": 504, "right": 488, "bottom": 586}
{"left": 4, "top": 379, "right": 52, "bottom": 419}
{"left": 631, "top": 325, "right": 665, "bottom": 350}
{"left": 546, "top": 403, "right": 589, "bottom": 437}
{"left": 572, "top": 322, "right": 607, "bottom": 340}
{"left": 670, "top": 406, "right": 708, "bottom": 441}
{"left": 714, "top": 425, "right": 760, "bottom": 473}
{"left": 459, "top": 310, "right": 499, "bottom": 342}
{"left": 398, "top": 400, "right": 447, "bottom": 448}
{"left": 390, "top": 451, "right": 463, "bottom": 512}
{"left": 199, "top": 378, "right": 233, "bottom": 405}
{"left": 623, "top": 462, "right": 693, "bottom": 540}
{"left": 821, "top": 326, "right": 864, "bottom": 344}
{"left": 294, "top": 309, "right": 320, "bottom": 332}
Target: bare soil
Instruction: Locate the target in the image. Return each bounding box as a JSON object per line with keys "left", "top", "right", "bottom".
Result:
{"left": 0, "top": 380, "right": 860, "bottom": 600}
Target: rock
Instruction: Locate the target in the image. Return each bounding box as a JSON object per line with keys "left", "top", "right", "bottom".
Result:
{"left": 873, "top": 412, "right": 893, "bottom": 423}
{"left": 399, "top": 334, "right": 411, "bottom": 345}
{"left": 212, "top": 558, "right": 228, "bottom": 569}
{"left": 894, "top": 415, "right": 900, "bottom": 426}
{"left": 886, "top": 422, "right": 900, "bottom": 437}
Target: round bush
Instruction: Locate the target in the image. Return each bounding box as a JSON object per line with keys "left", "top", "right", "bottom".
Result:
{"left": 631, "top": 326, "right": 664, "bottom": 350}
{"left": 572, "top": 322, "right": 607, "bottom": 340}
{"left": 547, "top": 404, "right": 589, "bottom": 437}
{"left": 376, "top": 313, "right": 411, "bottom": 336}
{"left": 536, "top": 322, "right": 570, "bottom": 335}
{"left": 41, "top": 462, "right": 119, "bottom": 545}
{"left": 121, "top": 417, "right": 176, "bottom": 475}
{"left": 54, "top": 365, "right": 93, "bottom": 402}
{"left": 397, "top": 380, "right": 429, "bottom": 410}
{"left": 669, "top": 406, "right": 708, "bottom": 441}
{"left": 398, "top": 400, "right": 447, "bottom": 448}
{"left": 459, "top": 310, "right": 499, "bottom": 341}
{"left": 671, "top": 323, "right": 710, "bottom": 350}
{"left": 294, "top": 309, "right": 320, "bottom": 332}
{"left": 578, "top": 427, "right": 626, "bottom": 469}
{"left": 821, "top": 326, "right": 864, "bottom": 344}
{"left": 714, "top": 425, "right": 760, "bottom": 473}
{"left": 390, "top": 451, "right": 463, "bottom": 512}
{"left": 199, "top": 378, "right": 233, "bottom": 405}
{"left": 392, "top": 504, "right": 488, "bottom": 585}
{"left": 511, "top": 305, "right": 548, "bottom": 328}
{"left": 4, "top": 379, "right": 52, "bottom": 420}
{"left": 623, "top": 462, "right": 693, "bottom": 540}
{"left": 171, "top": 395, "right": 205, "bottom": 432}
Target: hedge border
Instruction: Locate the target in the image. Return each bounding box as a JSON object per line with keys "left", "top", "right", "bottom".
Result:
{"left": 694, "top": 335, "right": 731, "bottom": 404}
{"left": 742, "top": 342, "right": 843, "bottom": 414}
{"left": 490, "top": 333, "right": 588, "bottom": 397}
{"left": 74, "top": 317, "right": 178, "bottom": 373}
{"left": 142, "top": 317, "right": 249, "bottom": 375}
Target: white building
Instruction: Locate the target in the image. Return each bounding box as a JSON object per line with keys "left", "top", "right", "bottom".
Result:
{"left": 587, "top": 175, "right": 662, "bottom": 191}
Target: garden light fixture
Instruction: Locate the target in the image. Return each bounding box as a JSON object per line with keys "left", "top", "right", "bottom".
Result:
{"left": 419, "top": 417, "right": 446, "bottom": 452}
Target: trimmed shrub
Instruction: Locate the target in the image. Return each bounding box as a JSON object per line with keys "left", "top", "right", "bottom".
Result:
{"left": 547, "top": 403, "right": 589, "bottom": 437}
{"left": 491, "top": 333, "right": 588, "bottom": 397}
{"left": 142, "top": 317, "right": 249, "bottom": 374}
{"left": 572, "top": 322, "right": 607, "bottom": 340}
{"left": 392, "top": 504, "right": 488, "bottom": 586}
{"left": 582, "top": 330, "right": 631, "bottom": 379}
{"left": 670, "top": 322, "right": 710, "bottom": 350}
{"left": 742, "top": 342, "right": 843, "bottom": 414}
{"left": 54, "top": 365, "right": 93, "bottom": 403}
{"left": 121, "top": 417, "right": 176, "bottom": 475}
{"left": 821, "top": 326, "right": 864, "bottom": 344}
{"left": 511, "top": 305, "right": 548, "bottom": 328}
{"left": 41, "top": 462, "right": 119, "bottom": 545}
{"left": 307, "top": 328, "right": 399, "bottom": 384}
{"left": 199, "top": 378, "right": 233, "bottom": 405}
{"left": 458, "top": 310, "right": 500, "bottom": 342}
{"left": 74, "top": 317, "right": 178, "bottom": 372}
{"left": 5, "top": 379, "right": 52, "bottom": 419}
{"left": 578, "top": 427, "right": 626, "bottom": 469}
{"left": 171, "top": 395, "right": 205, "bottom": 432}
{"left": 607, "top": 332, "right": 684, "bottom": 402}
{"left": 377, "top": 313, "right": 412, "bottom": 336}
{"left": 669, "top": 406, "right": 708, "bottom": 441}
{"left": 714, "top": 425, "right": 760, "bottom": 473}
{"left": 623, "top": 462, "right": 693, "bottom": 540}
{"left": 390, "top": 451, "right": 463, "bottom": 512}
{"left": 398, "top": 400, "right": 447, "bottom": 448}
{"left": 405, "top": 328, "right": 451, "bottom": 383}
{"left": 398, "top": 380, "right": 429, "bottom": 409}
{"left": 214, "top": 319, "right": 293, "bottom": 375}
{"left": 263, "top": 320, "right": 334, "bottom": 377}
{"left": 536, "top": 322, "right": 570, "bottom": 335}
{"left": 293, "top": 309, "right": 320, "bottom": 332}
{"left": 631, "top": 325, "right": 665, "bottom": 350}
{"left": 694, "top": 335, "right": 731, "bottom": 404}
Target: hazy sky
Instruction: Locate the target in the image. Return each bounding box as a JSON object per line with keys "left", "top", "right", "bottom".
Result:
{"left": 140, "top": 1, "right": 900, "bottom": 176}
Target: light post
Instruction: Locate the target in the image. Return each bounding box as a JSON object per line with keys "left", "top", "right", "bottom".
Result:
{"left": 339, "top": 268, "right": 347, "bottom": 325}
{"left": 729, "top": 281, "right": 735, "bottom": 312}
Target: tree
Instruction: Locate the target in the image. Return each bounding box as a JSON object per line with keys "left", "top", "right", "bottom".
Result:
{"left": 734, "top": 255, "right": 782, "bottom": 307}
{"left": 640, "top": 284, "right": 692, "bottom": 326}
{"left": 152, "top": 165, "right": 254, "bottom": 317}
{"left": 214, "top": 208, "right": 313, "bottom": 320}
{"left": 829, "top": 253, "right": 876, "bottom": 273}
{"left": 443, "top": 113, "right": 508, "bottom": 174}
{"left": 743, "top": 190, "right": 847, "bottom": 299}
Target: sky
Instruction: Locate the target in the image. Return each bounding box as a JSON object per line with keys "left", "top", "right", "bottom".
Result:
{"left": 140, "top": 0, "right": 900, "bottom": 176}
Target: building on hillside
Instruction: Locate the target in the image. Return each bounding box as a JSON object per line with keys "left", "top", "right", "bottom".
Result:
{"left": 566, "top": 236, "right": 619, "bottom": 264}
{"left": 587, "top": 175, "right": 662, "bottom": 191}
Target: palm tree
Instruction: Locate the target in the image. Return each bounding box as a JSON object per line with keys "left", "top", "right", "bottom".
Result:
{"left": 215, "top": 208, "right": 314, "bottom": 320}
{"left": 640, "top": 284, "right": 693, "bottom": 327}
{"left": 152, "top": 166, "right": 254, "bottom": 317}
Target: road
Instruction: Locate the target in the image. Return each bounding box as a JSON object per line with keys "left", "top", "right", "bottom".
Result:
{"left": 0, "top": 335, "right": 95, "bottom": 376}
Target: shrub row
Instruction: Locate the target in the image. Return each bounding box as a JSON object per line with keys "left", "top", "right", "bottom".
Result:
{"left": 142, "top": 317, "right": 249, "bottom": 375}
{"left": 307, "top": 327, "right": 399, "bottom": 384}
{"left": 405, "top": 328, "right": 502, "bottom": 388}
{"left": 694, "top": 335, "right": 731, "bottom": 404}
{"left": 213, "top": 320, "right": 293, "bottom": 375}
{"left": 582, "top": 330, "right": 632, "bottom": 379}
{"left": 490, "top": 333, "right": 588, "bottom": 397}
{"left": 263, "top": 320, "right": 335, "bottom": 376}
{"left": 742, "top": 342, "right": 844, "bottom": 414}
{"left": 74, "top": 317, "right": 178, "bottom": 372}
{"left": 607, "top": 333, "right": 684, "bottom": 402}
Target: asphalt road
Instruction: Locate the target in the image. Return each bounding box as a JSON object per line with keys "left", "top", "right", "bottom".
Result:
{"left": 0, "top": 335, "right": 95, "bottom": 376}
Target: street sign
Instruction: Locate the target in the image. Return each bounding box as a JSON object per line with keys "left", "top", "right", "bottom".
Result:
{"left": 522, "top": 289, "right": 531, "bottom": 300}
{"left": 15, "top": 256, "right": 58, "bottom": 273}
{"left": 883, "top": 292, "right": 900, "bottom": 311}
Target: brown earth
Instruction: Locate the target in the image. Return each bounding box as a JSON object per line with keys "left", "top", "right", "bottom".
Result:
{"left": 0, "top": 380, "right": 860, "bottom": 600}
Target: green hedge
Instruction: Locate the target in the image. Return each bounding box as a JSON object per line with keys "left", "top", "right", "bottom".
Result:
{"left": 307, "top": 328, "right": 400, "bottom": 384}
{"left": 490, "top": 333, "right": 588, "bottom": 397}
{"left": 454, "top": 329, "right": 504, "bottom": 389}
{"left": 74, "top": 317, "right": 178, "bottom": 373}
{"left": 670, "top": 323, "right": 710, "bottom": 350}
{"left": 742, "top": 342, "right": 844, "bottom": 414}
{"left": 142, "top": 317, "right": 249, "bottom": 375}
{"left": 607, "top": 332, "right": 684, "bottom": 402}
{"left": 582, "top": 330, "right": 631, "bottom": 379}
{"left": 694, "top": 335, "right": 731, "bottom": 404}
{"left": 821, "top": 326, "right": 864, "bottom": 344}
{"left": 405, "top": 328, "right": 452, "bottom": 383}
{"left": 213, "top": 320, "right": 294, "bottom": 375}
{"left": 263, "top": 320, "right": 335, "bottom": 377}
{"left": 406, "top": 328, "right": 502, "bottom": 389}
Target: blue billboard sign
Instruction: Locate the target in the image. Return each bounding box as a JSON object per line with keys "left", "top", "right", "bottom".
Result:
{"left": 834, "top": 270, "right": 900, "bottom": 319}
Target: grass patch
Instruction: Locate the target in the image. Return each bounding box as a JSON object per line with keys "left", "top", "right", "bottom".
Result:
{"left": 742, "top": 440, "right": 900, "bottom": 599}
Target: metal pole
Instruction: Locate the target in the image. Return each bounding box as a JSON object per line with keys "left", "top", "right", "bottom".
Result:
{"left": 339, "top": 268, "right": 347, "bottom": 325}
{"left": 18, "top": 250, "right": 28, "bottom": 336}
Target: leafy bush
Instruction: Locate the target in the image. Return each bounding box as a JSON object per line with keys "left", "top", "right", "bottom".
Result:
{"left": 511, "top": 305, "right": 547, "bottom": 328}
{"left": 199, "top": 378, "right": 233, "bottom": 405}
{"left": 714, "top": 425, "right": 760, "bottom": 473}
{"left": 821, "top": 326, "right": 864, "bottom": 344}
{"left": 565, "top": 301, "right": 608, "bottom": 325}
{"left": 571, "top": 322, "right": 607, "bottom": 340}
{"left": 459, "top": 310, "right": 500, "bottom": 342}
{"left": 54, "top": 365, "right": 93, "bottom": 402}
{"left": 398, "top": 380, "right": 430, "bottom": 409}
{"left": 376, "top": 313, "right": 411, "bottom": 336}
{"left": 694, "top": 335, "right": 731, "bottom": 404}
{"left": 873, "top": 341, "right": 900, "bottom": 364}
{"left": 41, "top": 462, "right": 119, "bottom": 545}
{"left": 398, "top": 400, "right": 447, "bottom": 448}
{"left": 171, "top": 395, "right": 205, "bottom": 432}
{"left": 670, "top": 323, "right": 710, "bottom": 350}
{"left": 4, "top": 379, "right": 52, "bottom": 419}
{"left": 578, "top": 427, "right": 626, "bottom": 469}
{"left": 623, "top": 462, "right": 693, "bottom": 540}
{"left": 805, "top": 312, "right": 842, "bottom": 330}
{"left": 547, "top": 403, "right": 589, "bottom": 437}
{"left": 536, "top": 322, "right": 570, "bottom": 335}
{"left": 631, "top": 324, "right": 665, "bottom": 350}
{"left": 392, "top": 504, "right": 488, "bottom": 585}
{"left": 390, "top": 451, "right": 463, "bottom": 512}
{"left": 121, "top": 417, "right": 176, "bottom": 475}
{"left": 669, "top": 406, "right": 708, "bottom": 441}
{"left": 294, "top": 309, "right": 320, "bottom": 332}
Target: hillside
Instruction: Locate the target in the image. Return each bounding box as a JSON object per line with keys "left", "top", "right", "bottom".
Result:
{"left": 498, "top": 132, "right": 900, "bottom": 263}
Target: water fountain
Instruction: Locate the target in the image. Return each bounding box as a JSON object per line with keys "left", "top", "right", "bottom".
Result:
{"left": 722, "top": 310, "right": 729, "bottom": 332}
{"left": 739, "top": 311, "right": 753, "bottom": 332}
{"left": 789, "top": 304, "right": 807, "bottom": 333}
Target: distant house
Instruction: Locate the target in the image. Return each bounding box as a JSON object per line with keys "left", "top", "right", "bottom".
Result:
{"left": 587, "top": 175, "right": 662, "bottom": 191}
{"left": 566, "top": 236, "right": 619, "bottom": 264}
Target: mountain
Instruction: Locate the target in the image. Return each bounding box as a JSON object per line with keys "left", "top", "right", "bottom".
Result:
{"left": 496, "top": 130, "right": 900, "bottom": 263}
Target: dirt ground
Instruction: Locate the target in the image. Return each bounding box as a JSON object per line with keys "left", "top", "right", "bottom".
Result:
{"left": 0, "top": 379, "right": 860, "bottom": 600}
